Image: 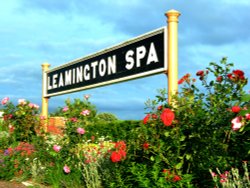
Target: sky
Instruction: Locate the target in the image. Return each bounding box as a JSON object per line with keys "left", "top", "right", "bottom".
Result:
{"left": 1, "top": 0, "right": 250, "bottom": 120}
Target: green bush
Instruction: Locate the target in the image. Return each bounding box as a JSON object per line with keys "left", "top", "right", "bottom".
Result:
{"left": 0, "top": 99, "right": 40, "bottom": 143}
{"left": 0, "top": 58, "right": 249, "bottom": 187}
{"left": 117, "top": 58, "right": 249, "bottom": 187}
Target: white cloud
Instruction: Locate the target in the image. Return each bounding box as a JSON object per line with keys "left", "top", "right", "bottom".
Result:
{"left": 1, "top": 0, "right": 250, "bottom": 119}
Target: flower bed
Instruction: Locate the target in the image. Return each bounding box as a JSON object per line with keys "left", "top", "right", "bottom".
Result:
{"left": 0, "top": 58, "right": 249, "bottom": 187}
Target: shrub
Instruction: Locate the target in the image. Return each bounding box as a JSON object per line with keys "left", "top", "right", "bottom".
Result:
{"left": 131, "top": 57, "right": 250, "bottom": 187}
{"left": 0, "top": 98, "right": 40, "bottom": 142}
{"left": 0, "top": 58, "right": 249, "bottom": 188}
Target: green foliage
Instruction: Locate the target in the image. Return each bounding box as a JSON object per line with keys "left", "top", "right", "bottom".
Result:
{"left": 99, "top": 58, "right": 249, "bottom": 187}
{"left": 175, "top": 58, "right": 249, "bottom": 185}
{"left": 84, "top": 120, "right": 141, "bottom": 141}
{"left": 133, "top": 57, "right": 250, "bottom": 187}
{"left": 57, "top": 97, "right": 97, "bottom": 145}
{"left": 0, "top": 99, "right": 40, "bottom": 142}
{"left": 96, "top": 112, "right": 119, "bottom": 122}
{"left": 0, "top": 58, "right": 249, "bottom": 187}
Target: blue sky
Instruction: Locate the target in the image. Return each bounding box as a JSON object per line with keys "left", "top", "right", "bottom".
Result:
{"left": 1, "top": 0, "right": 250, "bottom": 120}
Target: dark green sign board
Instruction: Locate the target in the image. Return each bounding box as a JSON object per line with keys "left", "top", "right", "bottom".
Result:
{"left": 45, "top": 27, "right": 167, "bottom": 97}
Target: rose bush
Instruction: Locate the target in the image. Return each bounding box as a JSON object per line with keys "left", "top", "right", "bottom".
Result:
{"left": 0, "top": 98, "right": 40, "bottom": 142}
{"left": 0, "top": 58, "right": 249, "bottom": 187}
{"left": 133, "top": 57, "right": 250, "bottom": 187}
{"left": 103, "top": 58, "right": 249, "bottom": 187}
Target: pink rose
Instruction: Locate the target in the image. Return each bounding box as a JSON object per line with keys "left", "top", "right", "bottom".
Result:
{"left": 62, "top": 106, "right": 69, "bottom": 112}
{"left": 63, "top": 165, "right": 70, "bottom": 174}
{"left": 40, "top": 116, "right": 46, "bottom": 120}
{"left": 29, "top": 103, "right": 39, "bottom": 109}
{"left": 231, "top": 116, "right": 243, "bottom": 131}
{"left": 29, "top": 103, "right": 34, "bottom": 108}
{"left": 70, "top": 117, "right": 78, "bottom": 122}
{"left": 53, "top": 145, "right": 61, "bottom": 152}
{"left": 8, "top": 124, "right": 15, "bottom": 132}
{"left": 246, "top": 114, "right": 250, "bottom": 120}
{"left": 77, "top": 127, "right": 85, "bottom": 135}
{"left": 80, "top": 109, "right": 90, "bottom": 116}
{"left": 211, "top": 172, "right": 217, "bottom": 177}
{"left": 84, "top": 95, "right": 90, "bottom": 100}
{"left": 1, "top": 97, "right": 9, "bottom": 105}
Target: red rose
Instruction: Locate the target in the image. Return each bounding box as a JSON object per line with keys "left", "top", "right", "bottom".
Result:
{"left": 239, "top": 75, "right": 245, "bottom": 80}
{"left": 178, "top": 78, "right": 184, "bottom": 85}
{"left": 173, "top": 175, "right": 182, "bottom": 182}
{"left": 216, "top": 76, "right": 223, "bottom": 82}
{"left": 143, "top": 142, "right": 150, "bottom": 150}
{"left": 233, "top": 70, "right": 244, "bottom": 77}
{"left": 143, "top": 114, "right": 150, "bottom": 124}
{"left": 118, "top": 149, "right": 126, "bottom": 158}
{"left": 3, "top": 115, "right": 8, "bottom": 121}
{"left": 227, "top": 73, "right": 233, "bottom": 80}
{"left": 162, "top": 169, "right": 171, "bottom": 175}
{"left": 178, "top": 73, "right": 190, "bottom": 85}
{"left": 115, "top": 141, "right": 126, "bottom": 151}
{"left": 162, "top": 169, "right": 168, "bottom": 173}
{"left": 196, "top": 70, "right": 204, "bottom": 76}
{"left": 160, "top": 108, "right": 175, "bottom": 126}
{"left": 110, "top": 151, "right": 122, "bottom": 163}
{"left": 231, "top": 106, "right": 241, "bottom": 113}
{"left": 151, "top": 114, "right": 158, "bottom": 119}
{"left": 157, "top": 105, "right": 163, "bottom": 111}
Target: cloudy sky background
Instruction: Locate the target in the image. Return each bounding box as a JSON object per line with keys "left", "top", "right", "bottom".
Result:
{"left": 1, "top": 0, "right": 250, "bottom": 119}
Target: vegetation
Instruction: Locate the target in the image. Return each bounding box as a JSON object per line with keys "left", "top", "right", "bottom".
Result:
{"left": 0, "top": 58, "right": 249, "bottom": 187}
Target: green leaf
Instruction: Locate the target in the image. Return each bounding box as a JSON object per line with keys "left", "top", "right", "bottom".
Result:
{"left": 164, "top": 131, "right": 170, "bottom": 137}
{"left": 180, "top": 135, "right": 186, "bottom": 141}
{"left": 150, "top": 156, "right": 155, "bottom": 161}
{"left": 175, "top": 162, "right": 183, "bottom": 170}
{"left": 209, "top": 81, "right": 214, "bottom": 87}
{"left": 186, "top": 154, "right": 192, "bottom": 160}
{"left": 241, "top": 94, "right": 250, "bottom": 102}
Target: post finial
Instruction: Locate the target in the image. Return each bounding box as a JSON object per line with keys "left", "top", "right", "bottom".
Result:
{"left": 41, "top": 62, "right": 51, "bottom": 71}
{"left": 165, "top": 9, "right": 181, "bottom": 23}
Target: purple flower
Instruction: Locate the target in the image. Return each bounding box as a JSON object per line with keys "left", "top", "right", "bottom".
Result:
{"left": 4, "top": 149, "right": 9, "bottom": 156}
